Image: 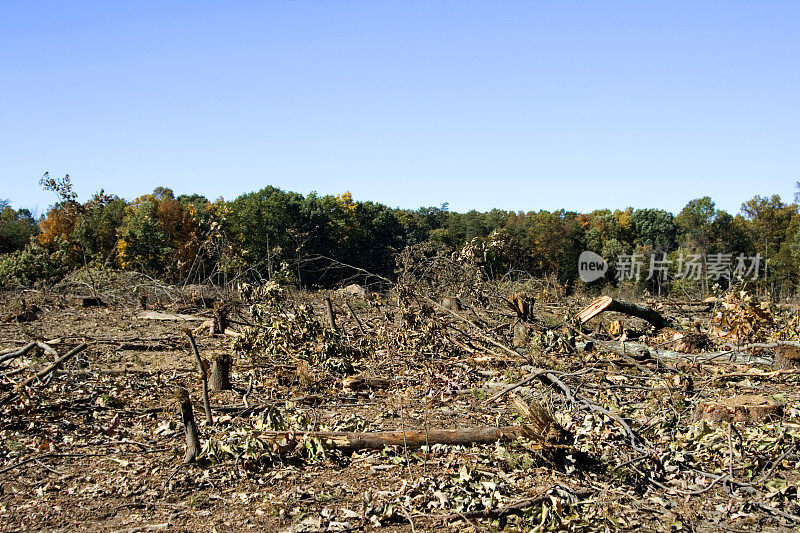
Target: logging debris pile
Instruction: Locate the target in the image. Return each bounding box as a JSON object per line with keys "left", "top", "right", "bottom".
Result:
{"left": 0, "top": 270, "right": 800, "bottom": 531}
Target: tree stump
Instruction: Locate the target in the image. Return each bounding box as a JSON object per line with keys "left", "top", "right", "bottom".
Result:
{"left": 324, "top": 297, "right": 338, "bottom": 333}
{"left": 77, "top": 297, "right": 104, "bottom": 307}
{"left": 774, "top": 344, "right": 800, "bottom": 370}
{"left": 209, "top": 353, "right": 232, "bottom": 391}
{"left": 175, "top": 387, "right": 201, "bottom": 463}
{"left": 441, "top": 297, "right": 462, "bottom": 311}
{"left": 693, "top": 394, "right": 783, "bottom": 426}
{"left": 212, "top": 301, "right": 228, "bottom": 334}
{"left": 512, "top": 321, "right": 530, "bottom": 348}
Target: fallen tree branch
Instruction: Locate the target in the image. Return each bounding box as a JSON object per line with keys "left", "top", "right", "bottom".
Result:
{"left": 0, "top": 342, "right": 37, "bottom": 366}
{"left": 0, "top": 343, "right": 88, "bottom": 407}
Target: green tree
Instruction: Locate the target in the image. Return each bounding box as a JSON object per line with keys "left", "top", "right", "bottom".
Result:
{"left": 0, "top": 200, "right": 38, "bottom": 254}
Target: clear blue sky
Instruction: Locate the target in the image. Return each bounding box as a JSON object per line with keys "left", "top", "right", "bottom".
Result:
{"left": 1, "top": 1, "right": 798, "bottom": 217}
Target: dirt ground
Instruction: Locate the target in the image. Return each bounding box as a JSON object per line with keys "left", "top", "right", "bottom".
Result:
{"left": 1, "top": 276, "right": 799, "bottom": 532}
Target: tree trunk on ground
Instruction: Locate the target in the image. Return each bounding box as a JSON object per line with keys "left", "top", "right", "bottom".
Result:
{"left": 209, "top": 353, "right": 232, "bottom": 391}
{"left": 175, "top": 387, "right": 201, "bottom": 463}
{"left": 254, "top": 426, "right": 526, "bottom": 453}
{"left": 578, "top": 296, "right": 670, "bottom": 330}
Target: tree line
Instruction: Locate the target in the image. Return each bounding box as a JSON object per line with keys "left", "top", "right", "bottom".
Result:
{"left": 1, "top": 174, "right": 799, "bottom": 295}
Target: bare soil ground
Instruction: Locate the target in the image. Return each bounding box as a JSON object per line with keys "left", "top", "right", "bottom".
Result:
{"left": 1, "top": 275, "right": 799, "bottom": 532}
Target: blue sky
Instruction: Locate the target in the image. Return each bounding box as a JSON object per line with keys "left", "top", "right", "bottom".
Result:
{"left": 1, "top": 1, "right": 798, "bottom": 217}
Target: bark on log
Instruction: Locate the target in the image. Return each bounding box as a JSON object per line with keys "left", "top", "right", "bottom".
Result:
{"left": 254, "top": 426, "right": 524, "bottom": 452}
{"left": 209, "top": 353, "right": 232, "bottom": 391}
{"left": 175, "top": 387, "right": 202, "bottom": 463}
{"left": 183, "top": 329, "right": 213, "bottom": 426}
{"left": 578, "top": 296, "right": 670, "bottom": 329}
{"left": 341, "top": 376, "right": 392, "bottom": 391}
{"left": 324, "top": 297, "right": 338, "bottom": 333}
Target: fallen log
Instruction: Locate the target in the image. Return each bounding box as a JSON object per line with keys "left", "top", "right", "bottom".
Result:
{"left": 253, "top": 426, "right": 525, "bottom": 452}
{"left": 137, "top": 311, "right": 206, "bottom": 322}
{"left": 578, "top": 296, "right": 670, "bottom": 330}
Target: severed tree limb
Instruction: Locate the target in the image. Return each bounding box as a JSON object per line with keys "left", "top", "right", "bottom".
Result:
{"left": 441, "top": 486, "right": 593, "bottom": 522}
{"left": 578, "top": 296, "right": 670, "bottom": 330}
{"left": 539, "top": 371, "right": 650, "bottom": 454}
{"left": 0, "top": 343, "right": 88, "bottom": 407}
{"left": 253, "top": 426, "right": 526, "bottom": 453}
{"left": 344, "top": 300, "right": 367, "bottom": 335}
{"left": 0, "top": 342, "right": 37, "bottom": 366}
{"left": 183, "top": 329, "right": 213, "bottom": 426}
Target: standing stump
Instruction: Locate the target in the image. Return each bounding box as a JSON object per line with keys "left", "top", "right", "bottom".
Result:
{"left": 513, "top": 321, "right": 530, "bottom": 348}
{"left": 209, "top": 353, "right": 232, "bottom": 391}
{"left": 693, "top": 394, "right": 783, "bottom": 426}
{"left": 175, "top": 387, "right": 201, "bottom": 463}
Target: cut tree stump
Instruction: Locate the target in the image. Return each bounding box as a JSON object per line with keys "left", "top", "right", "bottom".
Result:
{"left": 693, "top": 394, "right": 783, "bottom": 426}
{"left": 76, "top": 297, "right": 104, "bottom": 307}
{"left": 175, "top": 387, "right": 201, "bottom": 463}
{"left": 774, "top": 344, "right": 800, "bottom": 370}
{"left": 441, "top": 297, "right": 462, "bottom": 311}
{"left": 209, "top": 353, "right": 232, "bottom": 391}
{"left": 578, "top": 296, "right": 670, "bottom": 330}
{"left": 512, "top": 321, "right": 530, "bottom": 348}
{"left": 323, "top": 297, "right": 339, "bottom": 333}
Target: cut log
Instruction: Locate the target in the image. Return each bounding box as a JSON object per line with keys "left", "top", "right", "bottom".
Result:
{"left": 774, "top": 344, "right": 800, "bottom": 370}
{"left": 578, "top": 296, "right": 670, "bottom": 330}
{"left": 693, "top": 394, "right": 783, "bottom": 426}
{"left": 175, "top": 387, "right": 201, "bottom": 464}
{"left": 254, "top": 426, "right": 526, "bottom": 453}
{"left": 137, "top": 311, "right": 206, "bottom": 322}
{"left": 341, "top": 376, "right": 392, "bottom": 392}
